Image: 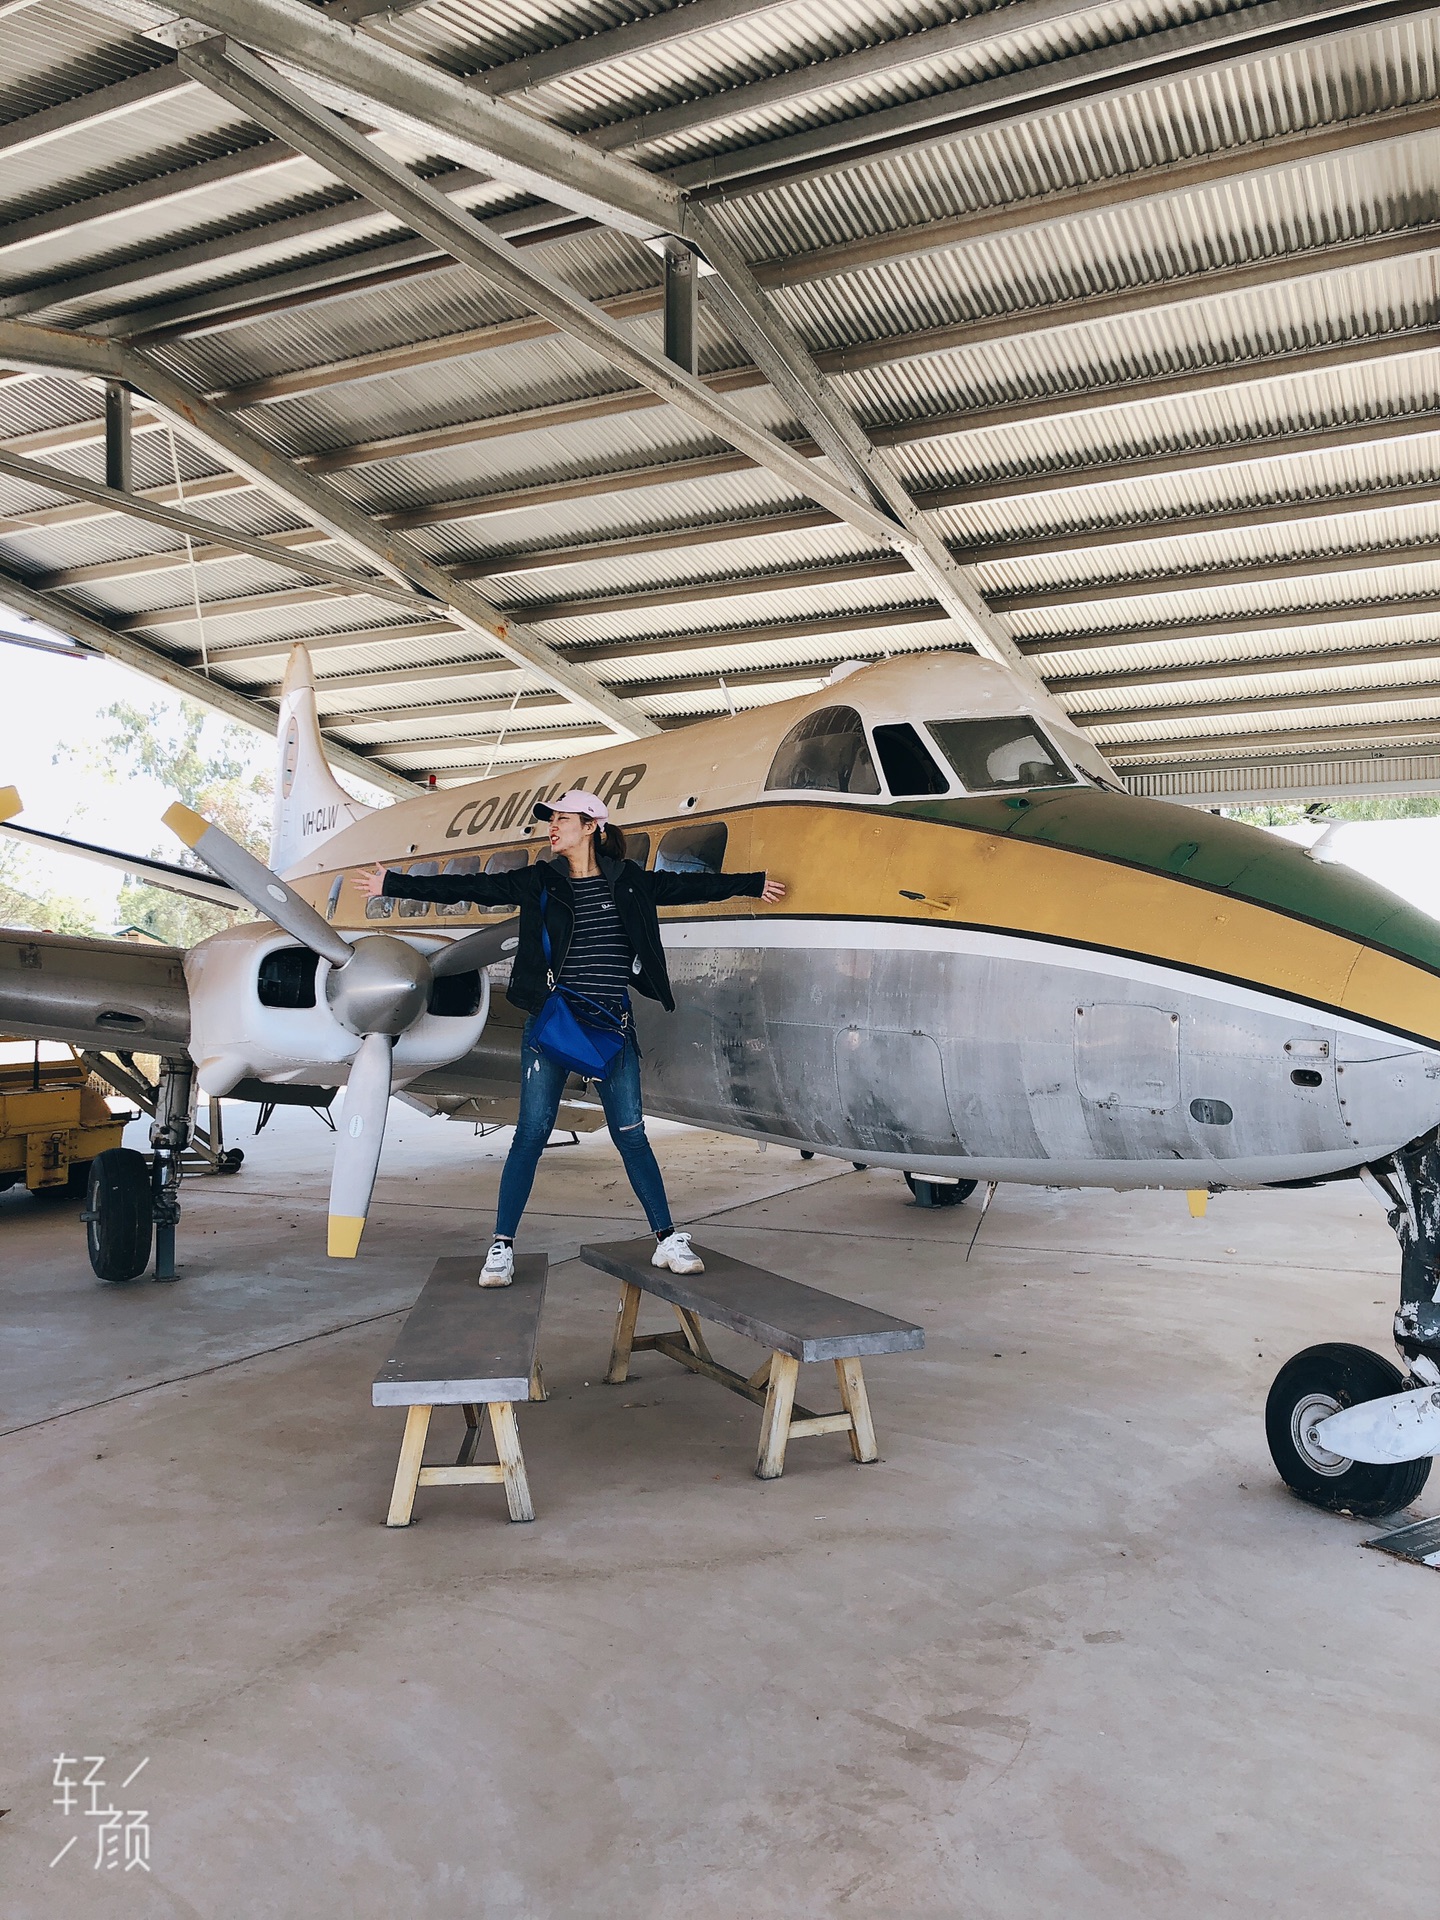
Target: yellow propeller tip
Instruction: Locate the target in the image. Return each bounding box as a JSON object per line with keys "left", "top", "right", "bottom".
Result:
{"left": 162, "top": 800, "right": 208, "bottom": 848}
{"left": 328, "top": 1216, "right": 365, "bottom": 1259}
{"left": 0, "top": 785, "right": 20, "bottom": 823}
{"left": 1186, "top": 1189, "right": 1209, "bottom": 1219}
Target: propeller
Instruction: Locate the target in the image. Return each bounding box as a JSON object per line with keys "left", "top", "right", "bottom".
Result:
{"left": 0, "top": 786, "right": 20, "bottom": 823}
{"left": 163, "top": 802, "right": 512, "bottom": 1260}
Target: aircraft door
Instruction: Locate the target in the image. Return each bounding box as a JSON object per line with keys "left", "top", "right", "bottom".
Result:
{"left": 1075, "top": 1002, "right": 1184, "bottom": 1156}
{"left": 835, "top": 1027, "right": 960, "bottom": 1154}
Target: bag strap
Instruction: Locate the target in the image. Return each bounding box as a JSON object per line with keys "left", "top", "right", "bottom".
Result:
{"left": 538, "top": 880, "right": 555, "bottom": 989}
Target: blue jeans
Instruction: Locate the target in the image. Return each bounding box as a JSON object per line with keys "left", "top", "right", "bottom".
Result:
{"left": 494, "top": 1018, "right": 674, "bottom": 1240}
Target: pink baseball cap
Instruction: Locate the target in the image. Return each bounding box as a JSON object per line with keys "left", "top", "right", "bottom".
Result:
{"left": 533, "top": 788, "right": 609, "bottom": 823}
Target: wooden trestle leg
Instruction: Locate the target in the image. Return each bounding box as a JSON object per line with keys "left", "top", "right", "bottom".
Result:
{"left": 606, "top": 1281, "right": 643, "bottom": 1383}
{"left": 756, "top": 1351, "right": 801, "bottom": 1479}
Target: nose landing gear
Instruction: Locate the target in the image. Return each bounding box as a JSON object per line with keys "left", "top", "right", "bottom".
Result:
{"left": 1265, "top": 1137, "right": 1440, "bottom": 1513}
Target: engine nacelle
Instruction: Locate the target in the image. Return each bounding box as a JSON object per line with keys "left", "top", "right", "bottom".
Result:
{"left": 183, "top": 920, "right": 490, "bottom": 1098}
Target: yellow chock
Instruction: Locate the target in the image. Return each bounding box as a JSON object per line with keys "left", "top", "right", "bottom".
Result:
{"left": 1186, "top": 1189, "right": 1209, "bottom": 1219}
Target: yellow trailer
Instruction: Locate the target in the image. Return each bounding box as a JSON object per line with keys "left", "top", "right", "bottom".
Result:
{"left": 0, "top": 1037, "right": 132, "bottom": 1196}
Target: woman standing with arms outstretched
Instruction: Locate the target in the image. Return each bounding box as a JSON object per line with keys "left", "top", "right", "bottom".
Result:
{"left": 357, "top": 791, "right": 785, "bottom": 1285}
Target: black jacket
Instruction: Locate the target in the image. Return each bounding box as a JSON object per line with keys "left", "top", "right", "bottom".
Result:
{"left": 382, "top": 852, "right": 766, "bottom": 1015}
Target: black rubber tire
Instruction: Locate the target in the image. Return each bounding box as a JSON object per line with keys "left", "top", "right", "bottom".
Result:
{"left": 852, "top": 1162, "right": 869, "bottom": 1172}
{"left": 84, "top": 1147, "right": 153, "bottom": 1283}
{"left": 799, "top": 1150, "right": 815, "bottom": 1161}
{"left": 903, "top": 1172, "right": 979, "bottom": 1207}
{"left": 1265, "top": 1342, "right": 1432, "bottom": 1517}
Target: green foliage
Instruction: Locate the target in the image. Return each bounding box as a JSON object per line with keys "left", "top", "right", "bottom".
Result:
{"left": 1224, "top": 796, "right": 1440, "bottom": 828}
{"left": 63, "top": 698, "right": 272, "bottom": 947}
{"left": 0, "top": 841, "right": 98, "bottom": 934}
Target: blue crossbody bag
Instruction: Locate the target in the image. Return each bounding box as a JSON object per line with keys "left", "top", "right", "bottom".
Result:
{"left": 529, "top": 882, "right": 631, "bottom": 1082}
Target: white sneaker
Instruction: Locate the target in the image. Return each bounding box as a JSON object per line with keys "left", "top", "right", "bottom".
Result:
{"left": 652, "top": 1230, "right": 704, "bottom": 1275}
{"left": 479, "top": 1240, "right": 514, "bottom": 1287}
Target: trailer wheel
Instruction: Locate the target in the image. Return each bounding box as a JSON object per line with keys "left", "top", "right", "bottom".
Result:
{"left": 904, "top": 1173, "right": 979, "bottom": 1208}
{"left": 1266, "top": 1343, "right": 1432, "bottom": 1517}
{"left": 83, "top": 1148, "right": 153, "bottom": 1283}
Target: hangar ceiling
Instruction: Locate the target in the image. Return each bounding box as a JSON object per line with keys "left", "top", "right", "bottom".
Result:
{"left": 1, "top": 0, "right": 1439, "bottom": 806}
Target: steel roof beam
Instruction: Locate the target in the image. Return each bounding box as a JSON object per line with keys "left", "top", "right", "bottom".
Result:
{"left": 0, "top": 319, "right": 655, "bottom": 737}
{"left": 0, "top": 445, "right": 437, "bottom": 610}
{"left": 176, "top": 618, "right": 466, "bottom": 667}
{"left": 0, "top": 64, "right": 191, "bottom": 163}
{"left": 596, "top": 0, "right": 1401, "bottom": 158}
{"left": 992, "top": 542, "right": 1440, "bottom": 611}
{"left": 1021, "top": 599, "right": 1440, "bottom": 659}
{"left": 0, "top": 563, "right": 415, "bottom": 794}
{"left": 1052, "top": 641, "right": 1440, "bottom": 695}
{"left": 1102, "top": 718, "right": 1440, "bottom": 757}
{"left": 174, "top": 38, "right": 894, "bottom": 545}
{"left": 676, "top": 0, "right": 1440, "bottom": 202}
{"left": 558, "top": 606, "right": 953, "bottom": 665}
{"left": 515, "top": 558, "right": 916, "bottom": 625}
{"left": 1076, "top": 683, "right": 1440, "bottom": 727}
{"left": 462, "top": 0, "right": 800, "bottom": 97}
{"left": 32, "top": 525, "right": 336, "bottom": 590}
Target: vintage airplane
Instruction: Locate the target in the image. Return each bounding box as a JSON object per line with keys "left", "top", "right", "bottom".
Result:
{"left": 6, "top": 642, "right": 1440, "bottom": 1515}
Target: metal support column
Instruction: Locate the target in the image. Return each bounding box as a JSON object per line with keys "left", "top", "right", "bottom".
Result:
{"left": 104, "top": 381, "right": 132, "bottom": 494}
{"left": 663, "top": 243, "right": 698, "bottom": 376}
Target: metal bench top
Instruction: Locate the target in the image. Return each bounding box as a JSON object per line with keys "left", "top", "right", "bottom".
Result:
{"left": 372, "top": 1253, "right": 547, "bottom": 1407}
{"left": 580, "top": 1238, "right": 922, "bottom": 1364}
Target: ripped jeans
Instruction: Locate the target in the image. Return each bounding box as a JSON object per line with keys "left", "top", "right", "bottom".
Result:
{"left": 494, "top": 1016, "right": 673, "bottom": 1240}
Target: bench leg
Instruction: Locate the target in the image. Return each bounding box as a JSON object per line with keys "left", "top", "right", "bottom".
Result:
{"left": 529, "top": 1357, "right": 548, "bottom": 1402}
{"left": 386, "top": 1403, "right": 432, "bottom": 1527}
{"left": 672, "top": 1304, "right": 714, "bottom": 1363}
{"left": 489, "top": 1401, "right": 534, "bottom": 1522}
{"left": 835, "top": 1357, "right": 879, "bottom": 1463}
{"left": 756, "top": 1351, "right": 800, "bottom": 1479}
{"left": 455, "top": 1403, "right": 484, "bottom": 1468}
{"left": 606, "top": 1281, "right": 643, "bottom": 1384}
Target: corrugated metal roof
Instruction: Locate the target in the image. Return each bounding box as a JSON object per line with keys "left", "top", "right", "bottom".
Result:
{"left": 2, "top": 0, "right": 1439, "bottom": 790}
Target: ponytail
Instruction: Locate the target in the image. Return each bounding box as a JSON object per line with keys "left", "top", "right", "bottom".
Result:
{"left": 596, "top": 821, "right": 627, "bottom": 860}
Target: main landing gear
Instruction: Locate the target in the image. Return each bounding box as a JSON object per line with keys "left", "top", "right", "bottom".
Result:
{"left": 903, "top": 1172, "right": 979, "bottom": 1208}
{"left": 81, "top": 1058, "right": 241, "bottom": 1283}
{"left": 1265, "top": 1135, "right": 1440, "bottom": 1515}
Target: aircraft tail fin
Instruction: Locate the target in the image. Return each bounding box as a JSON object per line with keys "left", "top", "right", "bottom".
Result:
{"left": 269, "top": 645, "right": 375, "bottom": 874}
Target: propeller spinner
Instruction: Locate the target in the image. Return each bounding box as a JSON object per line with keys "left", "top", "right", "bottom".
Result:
{"left": 163, "top": 803, "right": 515, "bottom": 1260}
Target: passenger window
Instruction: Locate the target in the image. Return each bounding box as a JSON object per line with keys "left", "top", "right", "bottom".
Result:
{"left": 622, "top": 831, "right": 650, "bottom": 868}
{"left": 927, "top": 718, "right": 1077, "bottom": 793}
{"left": 436, "top": 854, "right": 481, "bottom": 918}
{"left": 398, "top": 860, "right": 437, "bottom": 918}
{"left": 482, "top": 845, "right": 528, "bottom": 912}
{"left": 655, "top": 821, "right": 727, "bottom": 875}
{"left": 765, "top": 705, "right": 880, "bottom": 795}
{"left": 365, "top": 887, "right": 394, "bottom": 919}
{"left": 872, "top": 723, "right": 948, "bottom": 797}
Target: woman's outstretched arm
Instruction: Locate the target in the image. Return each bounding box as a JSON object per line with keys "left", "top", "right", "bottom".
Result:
{"left": 646, "top": 868, "right": 786, "bottom": 907}
{"left": 351, "top": 863, "right": 530, "bottom": 907}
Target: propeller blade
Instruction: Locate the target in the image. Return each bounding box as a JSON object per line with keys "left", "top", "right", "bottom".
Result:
{"left": 163, "top": 801, "right": 353, "bottom": 967}
{"left": 328, "top": 1029, "right": 393, "bottom": 1258}
{"left": 0, "top": 786, "right": 20, "bottom": 823}
{"left": 429, "top": 917, "right": 521, "bottom": 977}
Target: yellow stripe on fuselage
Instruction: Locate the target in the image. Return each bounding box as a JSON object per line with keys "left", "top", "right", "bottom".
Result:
{"left": 308, "top": 802, "right": 1440, "bottom": 1049}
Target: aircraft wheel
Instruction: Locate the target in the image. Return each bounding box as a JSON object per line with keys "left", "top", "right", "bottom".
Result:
{"left": 83, "top": 1148, "right": 153, "bottom": 1284}
{"left": 903, "top": 1173, "right": 978, "bottom": 1208}
{"left": 1265, "top": 1343, "right": 1432, "bottom": 1517}
{"left": 799, "top": 1150, "right": 815, "bottom": 1160}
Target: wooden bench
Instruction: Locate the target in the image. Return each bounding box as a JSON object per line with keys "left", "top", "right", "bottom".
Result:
{"left": 580, "top": 1239, "right": 923, "bottom": 1479}
{"left": 372, "top": 1253, "right": 547, "bottom": 1527}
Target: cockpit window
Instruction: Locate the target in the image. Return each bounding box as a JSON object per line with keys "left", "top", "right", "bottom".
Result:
{"left": 927, "top": 718, "right": 1077, "bottom": 794}
{"left": 765, "top": 706, "right": 880, "bottom": 796}
{"left": 872, "top": 722, "right": 949, "bottom": 797}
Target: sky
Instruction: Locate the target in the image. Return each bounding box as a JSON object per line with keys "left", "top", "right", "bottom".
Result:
{"left": 1, "top": 612, "right": 274, "bottom": 923}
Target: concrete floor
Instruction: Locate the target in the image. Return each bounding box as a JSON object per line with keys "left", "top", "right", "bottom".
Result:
{"left": 1, "top": 1105, "right": 1435, "bottom": 1918}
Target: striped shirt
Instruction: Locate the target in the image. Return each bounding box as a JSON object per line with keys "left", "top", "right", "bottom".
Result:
{"left": 558, "top": 876, "right": 634, "bottom": 1005}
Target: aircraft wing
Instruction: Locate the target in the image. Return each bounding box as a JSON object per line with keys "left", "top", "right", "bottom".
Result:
{"left": 0, "top": 928, "right": 190, "bottom": 1055}
{"left": 0, "top": 819, "right": 242, "bottom": 908}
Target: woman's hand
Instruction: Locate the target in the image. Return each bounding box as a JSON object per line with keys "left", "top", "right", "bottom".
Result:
{"left": 760, "top": 877, "right": 787, "bottom": 904}
{"left": 353, "top": 863, "right": 389, "bottom": 899}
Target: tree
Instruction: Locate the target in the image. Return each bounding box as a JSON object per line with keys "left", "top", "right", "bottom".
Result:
{"left": 70, "top": 699, "right": 272, "bottom": 947}
{"left": 0, "top": 841, "right": 98, "bottom": 934}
